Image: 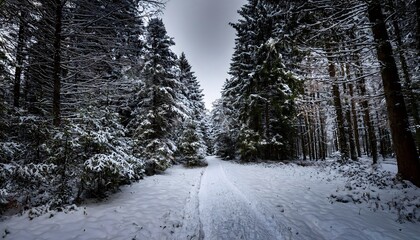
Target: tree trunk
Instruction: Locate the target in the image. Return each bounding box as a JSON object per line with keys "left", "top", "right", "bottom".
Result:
{"left": 305, "top": 113, "right": 313, "bottom": 160}
{"left": 388, "top": 0, "right": 420, "bottom": 155}
{"left": 53, "top": 0, "right": 62, "bottom": 126}
{"left": 300, "top": 117, "right": 307, "bottom": 160}
{"left": 376, "top": 112, "right": 386, "bottom": 159}
{"left": 326, "top": 46, "right": 348, "bottom": 160}
{"left": 319, "top": 109, "right": 327, "bottom": 160}
{"left": 13, "top": 10, "right": 27, "bottom": 108}
{"left": 342, "top": 76, "right": 357, "bottom": 161}
{"left": 355, "top": 58, "right": 378, "bottom": 163}
{"left": 367, "top": 0, "right": 420, "bottom": 186}
{"left": 349, "top": 83, "right": 361, "bottom": 157}
{"left": 417, "top": 0, "right": 420, "bottom": 54}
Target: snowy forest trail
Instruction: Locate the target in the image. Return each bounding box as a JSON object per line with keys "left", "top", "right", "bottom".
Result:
{"left": 1, "top": 157, "right": 420, "bottom": 240}
{"left": 198, "top": 157, "right": 283, "bottom": 240}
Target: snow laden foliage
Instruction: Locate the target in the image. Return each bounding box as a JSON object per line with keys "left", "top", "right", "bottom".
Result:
{"left": 128, "top": 19, "right": 182, "bottom": 174}
{"left": 179, "top": 120, "right": 207, "bottom": 167}
{"left": 64, "top": 107, "right": 143, "bottom": 199}
{"left": 0, "top": 107, "right": 142, "bottom": 214}
{"left": 216, "top": 0, "right": 302, "bottom": 161}
{"left": 176, "top": 53, "right": 208, "bottom": 166}
{"left": 0, "top": 2, "right": 209, "bottom": 213}
{"left": 127, "top": 21, "right": 208, "bottom": 172}
{"left": 210, "top": 98, "right": 238, "bottom": 160}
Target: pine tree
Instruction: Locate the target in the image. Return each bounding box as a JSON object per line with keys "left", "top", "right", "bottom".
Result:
{"left": 177, "top": 52, "right": 207, "bottom": 162}
{"left": 179, "top": 120, "right": 207, "bottom": 167}
{"left": 129, "top": 18, "right": 180, "bottom": 175}
{"left": 367, "top": 0, "right": 420, "bottom": 186}
{"left": 0, "top": 38, "right": 9, "bottom": 141}
{"left": 210, "top": 98, "right": 237, "bottom": 159}
{"left": 226, "top": 0, "right": 302, "bottom": 161}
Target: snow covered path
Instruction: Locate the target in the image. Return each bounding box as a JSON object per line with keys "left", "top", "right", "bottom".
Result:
{"left": 199, "top": 157, "right": 283, "bottom": 240}
{"left": 1, "top": 156, "right": 420, "bottom": 240}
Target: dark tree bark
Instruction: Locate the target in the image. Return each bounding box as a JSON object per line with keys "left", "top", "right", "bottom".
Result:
{"left": 13, "top": 10, "right": 27, "bottom": 108}
{"left": 355, "top": 57, "right": 378, "bottom": 163}
{"left": 326, "top": 45, "right": 348, "bottom": 160}
{"left": 342, "top": 67, "right": 357, "bottom": 161}
{"left": 331, "top": 80, "right": 348, "bottom": 160}
{"left": 300, "top": 117, "right": 307, "bottom": 160}
{"left": 417, "top": 0, "right": 420, "bottom": 54}
{"left": 319, "top": 107, "right": 327, "bottom": 160}
{"left": 52, "top": 0, "right": 62, "bottom": 126}
{"left": 345, "top": 102, "right": 357, "bottom": 161}
{"left": 349, "top": 83, "right": 361, "bottom": 157}
{"left": 367, "top": 0, "right": 420, "bottom": 186}
{"left": 388, "top": 0, "right": 420, "bottom": 155}
{"left": 305, "top": 113, "right": 313, "bottom": 160}
{"left": 376, "top": 112, "right": 387, "bottom": 159}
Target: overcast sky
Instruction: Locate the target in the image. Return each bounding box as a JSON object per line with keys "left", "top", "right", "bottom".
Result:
{"left": 161, "top": 0, "right": 246, "bottom": 109}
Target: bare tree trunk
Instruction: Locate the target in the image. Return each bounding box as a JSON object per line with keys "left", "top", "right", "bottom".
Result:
{"left": 300, "top": 117, "right": 307, "bottom": 160}
{"left": 319, "top": 109, "right": 327, "bottom": 160}
{"left": 305, "top": 113, "right": 313, "bottom": 160}
{"left": 53, "top": 0, "right": 62, "bottom": 127}
{"left": 13, "top": 10, "right": 27, "bottom": 108}
{"left": 342, "top": 79, "right": 357, "bottom": 161}
{"left": 354, "top": 54, "right": 378, "bottom": 163}
{"left": 417, "top": 0, "right": 420, "bottom": 54}
{"left": 326, "top": 45, "right": 349, "bottom": 160}
{"left": 363, "top": 129, "right": 369, "bottom": 156}
{"left": 376, "top": 112, "right": 386, "bottom": 159}
{"left": 388, "top": 0, "right": 420, "bottom": 155}
{"left": 349, "top": 83, "right": 361, "bottom": 157}
{"left": 367, "top": 0, "right": 420, "bottom": 186}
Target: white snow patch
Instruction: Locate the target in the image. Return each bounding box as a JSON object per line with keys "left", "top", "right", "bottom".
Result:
{"left": 1, "top": 157, "right": 419, "bottom": 240}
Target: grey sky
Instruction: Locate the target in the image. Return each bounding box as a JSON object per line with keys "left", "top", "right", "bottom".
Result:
{"left": 161, "top": 0, "right": 246, "bottom": 109}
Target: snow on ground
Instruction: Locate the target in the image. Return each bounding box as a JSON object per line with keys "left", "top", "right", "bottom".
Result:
{"left": 0, "top": 165, "right": 204, "bottom": 240}
{"left": 1, "top": 156, "right": 420, "bottom": 240}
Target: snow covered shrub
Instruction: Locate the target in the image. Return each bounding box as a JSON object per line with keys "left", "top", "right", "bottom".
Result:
{"left": 239, "top": 129, "right": 259, "bottom": 161}
{"left": 68, "top": 107, "right": 143, "bottom": 198}
{"left": 130, "top": 111, "right": 175, "bottom": 175}
{"left": 179, "top": 120, "right": 207, "bottom": 167}
{"left": 331, "top": 151, "right": 344, "bottom": 162}
{"left": 326, "top": 160, "right": 420, "bottom": 223}
{"left": 83, "top": 152, "right": 143, "bottom": 197}
{"left": 0, "top": 163, "right": 12, "bottom": 213}
{"left": 0, "top": 162, "right": 58, "bottom": 213}
{"left": 16, "top": 114, "right": 51, "bottom": 163}
{"left": 0, "top": 142, "right": 22, "bottom": 163}
{"left": 140, "top": 138, "right": 175, "bottom": 175}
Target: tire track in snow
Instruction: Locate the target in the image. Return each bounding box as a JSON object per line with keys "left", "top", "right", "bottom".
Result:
{"left": 173, "top": 169, "right": 205, "bottom": 240}
{"left": 198, "top": 157, "right": 283, "bottom": 240}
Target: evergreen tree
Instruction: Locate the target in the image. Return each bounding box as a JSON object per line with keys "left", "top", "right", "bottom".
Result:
{"left": 225, "top": 0, "right": 302, "bottom": 161}
{"left": 129, "top": 18, "right": 180, "bottom": 175}
{"left": 177, "top": 53, "right": 207, "bottom": 162}
{"left": 0, "top": 38, "right": 9, "bottom": 141}
{"left": 179, "top": 120, "right": 207, "bottom": 167}
{"left": 210, "top": 97, "right": 237, "bottom": 160}
{"left": 367, "top": 0, "right": 420, "bottom": 186}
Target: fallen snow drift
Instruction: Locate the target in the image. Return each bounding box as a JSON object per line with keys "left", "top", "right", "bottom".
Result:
{"left": 1, "top": 156, "right": 419, "bottom": 240}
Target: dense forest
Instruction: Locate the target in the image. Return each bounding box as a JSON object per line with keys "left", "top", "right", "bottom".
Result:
{"left": 0, "top": 0, "right": 209, "bottom": 212}
{"left": 211, "top": 0, "right": 420, "bottom": 185}
{"left": 0, "top": 0, "right": 419, "bottom": 216}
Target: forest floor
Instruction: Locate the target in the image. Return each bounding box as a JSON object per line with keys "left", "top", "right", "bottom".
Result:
{"left": 1, "top": 156, "right": 420, "bottom": 240}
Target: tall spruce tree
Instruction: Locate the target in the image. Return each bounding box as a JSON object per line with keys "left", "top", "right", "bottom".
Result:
{"left": 129, "top": 18, "right": 180, "bottom": 174}
{"left": 177, "top": 53, "right": 207, "bottom": 164}
{"left": 225, "top": 0, "right": 301, "bottom": 161}
{"left": 210, "top": 97, "right": 237, "bottom": 159}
